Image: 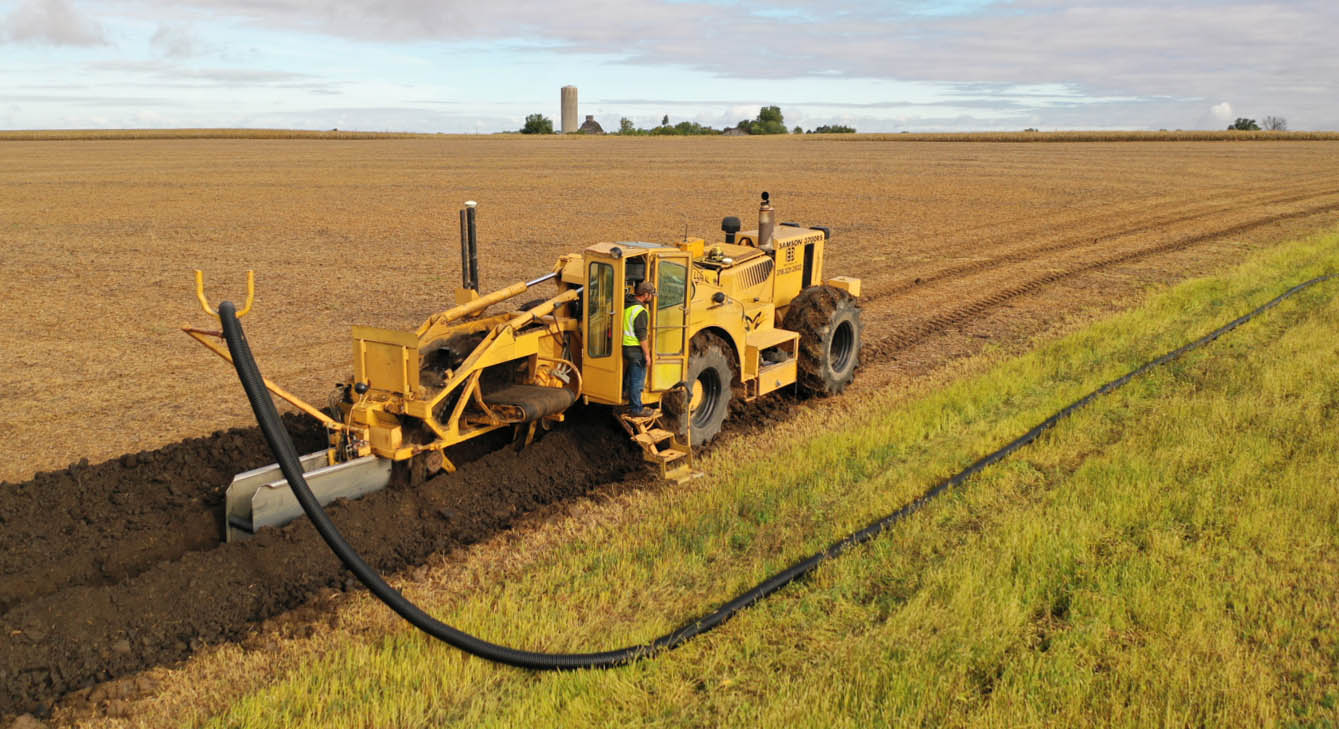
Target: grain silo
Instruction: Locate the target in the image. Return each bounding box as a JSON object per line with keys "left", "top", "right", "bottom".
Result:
{"left": 560, "top": 85, "right": 578, "bottom": 134}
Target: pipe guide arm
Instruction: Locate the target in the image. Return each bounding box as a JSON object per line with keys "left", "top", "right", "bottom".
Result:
{"left": 195, "top": 269, "right": 255, "bottom": 320}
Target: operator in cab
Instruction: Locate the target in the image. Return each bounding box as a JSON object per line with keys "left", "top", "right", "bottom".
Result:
{"left": 622, "top": 281, "right": 656, "bottom": 417}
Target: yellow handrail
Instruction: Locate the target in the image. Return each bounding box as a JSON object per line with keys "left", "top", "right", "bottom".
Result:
{"left": 194, "top": 269, "right": 254, "bottom": 320}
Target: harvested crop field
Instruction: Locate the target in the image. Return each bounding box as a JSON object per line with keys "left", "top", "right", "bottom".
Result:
{"left": 3, "top": 135, "right": 1339, "bottom": 718}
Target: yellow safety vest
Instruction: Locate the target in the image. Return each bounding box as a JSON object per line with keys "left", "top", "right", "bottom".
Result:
{"left": 622, "top": 303, "right": 647, "bottom": 346}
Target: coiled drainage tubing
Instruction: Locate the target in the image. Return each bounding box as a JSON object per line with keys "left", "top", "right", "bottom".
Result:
{"left": 218, "top": 272, "right": 1334, "bottom": 670}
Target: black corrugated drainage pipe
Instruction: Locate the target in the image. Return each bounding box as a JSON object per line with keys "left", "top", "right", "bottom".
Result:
{"left": 217, "top": 272, "right": 1333, "bottom": 670}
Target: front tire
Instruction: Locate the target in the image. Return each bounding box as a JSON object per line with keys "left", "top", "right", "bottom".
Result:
{"left": 782, "top": 285, "right": 861, "bottom": 396}
{"left": 681, "top": 335, "right": 733, "bottom": 447}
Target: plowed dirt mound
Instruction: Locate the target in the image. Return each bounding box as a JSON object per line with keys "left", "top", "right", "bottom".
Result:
{"left": 0, "top": 408, "right": 641, "bottom": 716}
{"left": 0, "top": 415, "right": 327, "bottom": 614}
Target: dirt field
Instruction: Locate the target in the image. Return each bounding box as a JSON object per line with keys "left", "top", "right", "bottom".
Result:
{"left": 2, "top": 136, "right": 1339, "bottom": 718}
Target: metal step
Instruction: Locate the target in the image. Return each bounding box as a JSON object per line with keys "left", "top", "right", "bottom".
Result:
{"left": 662, "top": 461, "right": 701, "bottom": 484}
{"left": 632, "top": 428, "right": 675, "bottom": 446}
{"left": 225, "top": 451, "right": 393, "bottom": 542}
{"left": 615, "top": 409, "right": 700, "bottom": 482}
{"left": 654, "top": 448, "right": 687, "bottom": 463}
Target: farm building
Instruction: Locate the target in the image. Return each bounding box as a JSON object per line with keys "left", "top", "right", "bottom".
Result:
{"left": 578, "top": 115, "right": 604, "bottom": 134}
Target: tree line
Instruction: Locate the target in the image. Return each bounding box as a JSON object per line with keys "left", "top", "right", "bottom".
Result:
{"left": 519, "top": 106, "right": 856, "bottom": 135}
{"left": 1228, "top": 116, "right": 1287, "bottom": 131}
{"left": 522, "top": 107, "right": 1296, "bottom": 135}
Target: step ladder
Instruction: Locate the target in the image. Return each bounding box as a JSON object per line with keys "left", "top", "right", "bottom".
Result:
{"left": 616, "top": 410, "right": 699, "bottom": 483}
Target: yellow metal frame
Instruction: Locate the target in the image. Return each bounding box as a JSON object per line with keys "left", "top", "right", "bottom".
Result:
{"left": 180, "top": 327, "right": 343, "bottom": 430}
{"left": 185, "top": 268, "right": 338, "bottom": 428}
{"left": 187, "top": 266, "right": 583, "bottom": 470}
{"left": 194, "top": 269, "right": 254, "bottom": 320}
{"left": 409, "top": 288, "right": 581, "bottom": 445}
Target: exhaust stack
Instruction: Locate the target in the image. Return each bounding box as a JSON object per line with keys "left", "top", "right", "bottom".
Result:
{"left": 721, "top": 216, "right": 741, "bottom": 244}
{"left": 459, "top": 201, "right": 480, "bottom": 291}
{"left": 758, "top": 191, "right": 775, "bottom": 251}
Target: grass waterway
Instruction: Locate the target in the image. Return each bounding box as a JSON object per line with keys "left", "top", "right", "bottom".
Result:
{"left": 118, "top": 230, "right": 1339, "bottom": 728}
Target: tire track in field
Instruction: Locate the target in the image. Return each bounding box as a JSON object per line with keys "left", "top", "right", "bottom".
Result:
{"left": 860, "top": 200, "right": 1339, "bottom": 360}
{"left": 897, "top": 170, "right": 1339, "bottom": 256}
{"left": 855, "top": 182, "right": 1339, "bottom": 299}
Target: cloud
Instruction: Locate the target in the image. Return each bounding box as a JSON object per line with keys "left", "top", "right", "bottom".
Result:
{"left": 150, "top": 23, "right": 201, "bottom": 58}
{"left": 153, "top": 2, "right": 1334, "bottom": 82}
{"left": 3, "top": 92, "right": 172, "bottom": 106}
{"left": 91, "top": 59, "right": 317, "bottom": 85}
{"left": 134, "top": 1, "right": 1336, "bottom": 124}
{"left": 8, "top": 0, "right": 1339, "bottom": 131}
{"left": 132, "top": 108, "right": 170, "bottom": 125}
{"left": 3, "top": 0, "right": 105, "bottom": 45}
{"left": 176, "top": 67, "right": 313, "bottom": 84}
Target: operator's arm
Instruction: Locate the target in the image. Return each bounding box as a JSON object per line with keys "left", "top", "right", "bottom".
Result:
{"left": 636, "top": 309, "right": 650, "bottom": 363}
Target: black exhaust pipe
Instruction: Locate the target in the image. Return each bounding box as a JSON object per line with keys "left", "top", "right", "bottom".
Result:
{"left": 466, "top": 201, "right": 480, "bottom": 291}
{"left": 458, "top": 201, "right": 481, "bottom": 291}
{"left": 459, "top": 208, "right": 472, "bottom": 290}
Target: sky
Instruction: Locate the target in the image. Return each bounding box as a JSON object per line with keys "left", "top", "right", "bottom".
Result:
{"left": 2, "top": 0, "right": 1336, "bottom": 133}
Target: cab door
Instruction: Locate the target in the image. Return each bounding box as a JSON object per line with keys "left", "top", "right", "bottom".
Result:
{"left": 581, "top": 254, "right": 624, "bottom": 404}
{"left": 648, "top": 252, "right": 690, "bottom": 391}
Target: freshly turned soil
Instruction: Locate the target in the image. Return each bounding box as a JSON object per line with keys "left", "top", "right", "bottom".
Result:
{"left": 0, "top": 408, "right": 641, "bottom": 716}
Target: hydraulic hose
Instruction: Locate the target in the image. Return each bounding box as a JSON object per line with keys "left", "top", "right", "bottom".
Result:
{"left": 222, "top": 301, "right": 653, "bottom": 669}
{"left": 217, "top": 271, "right": 1334, "bottom": 670}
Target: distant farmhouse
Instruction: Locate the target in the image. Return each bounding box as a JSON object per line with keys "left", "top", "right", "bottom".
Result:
{"left": 578, "top": 115, "right": 604, "bottom": 134}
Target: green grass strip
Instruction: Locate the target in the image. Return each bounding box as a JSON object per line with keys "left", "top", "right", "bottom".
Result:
{"left": 208, "top": 230, "right": 1339, "bottom": 729}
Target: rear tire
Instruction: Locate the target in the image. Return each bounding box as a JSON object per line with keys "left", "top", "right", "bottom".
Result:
{"left": 782, "top": 285, "right": 861, "bottom": 396}
{"left": 681, "top": 336, "right": 733, "bottom": 447}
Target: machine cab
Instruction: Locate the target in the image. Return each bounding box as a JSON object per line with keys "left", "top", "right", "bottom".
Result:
{"left": 580, "top": 242, "right": 690, "bottom": 406}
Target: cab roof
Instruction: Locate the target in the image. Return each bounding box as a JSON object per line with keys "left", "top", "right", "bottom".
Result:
{"left": 585, "top": 241, "right": 678, "bottom": 256}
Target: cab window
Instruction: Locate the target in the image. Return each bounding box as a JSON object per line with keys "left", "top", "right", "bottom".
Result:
{"left": 587, "top": 261, "right": 614, "bottom": 358}
{"left": 655, "top": 260, "right": 687, "bottom": 356}
{"left": 657, "top": 261, "right": 686, "bottom": 310}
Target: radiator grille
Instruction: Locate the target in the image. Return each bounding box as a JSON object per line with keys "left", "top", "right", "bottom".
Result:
{"left": 738, "top": 258, "right": 774, "bottom": 288}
